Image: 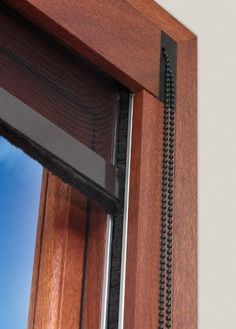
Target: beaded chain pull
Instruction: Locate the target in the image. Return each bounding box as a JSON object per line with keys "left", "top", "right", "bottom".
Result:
{"left": 158, "top": 48, "right": 176, "bottom": 329}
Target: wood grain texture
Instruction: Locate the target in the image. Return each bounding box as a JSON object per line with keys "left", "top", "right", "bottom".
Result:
{"left": 28, "top": 171, "right": 48, "bottom": 329}
{"left": 124, "top": 35, "right": 197, "bottom": 329}
{"left": 30, "top": 172, "right": 88, "bottom": 328}
{"left": 81, "top": 204, "right": 107, "bottom": 329}
{"left": 172, "top": 37, "right": 197, "bottom": 329}
{"left": 124, "top": 90, "right": 163, "bottom": 329}
{"left": 125, "top": 0, "right": 195, "bottom": 42}
{"left": 5, "top": 0, "right": 161, "bottom": 96}
{"left": 28, "top": 173, "right": 108, "bottom": 329}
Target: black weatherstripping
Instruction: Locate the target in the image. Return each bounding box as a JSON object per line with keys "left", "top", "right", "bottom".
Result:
{"left": 0, "top": 87, "right": 120, "bottom": 215}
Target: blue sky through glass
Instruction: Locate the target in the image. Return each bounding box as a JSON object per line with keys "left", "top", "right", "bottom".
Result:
{"left": 0, "top": 137, "right": 43, "bottom": 329}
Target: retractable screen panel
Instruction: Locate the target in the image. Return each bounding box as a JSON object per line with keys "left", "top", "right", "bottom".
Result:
{"left": 0, "top": 5, "right": 124, "bottom": 213}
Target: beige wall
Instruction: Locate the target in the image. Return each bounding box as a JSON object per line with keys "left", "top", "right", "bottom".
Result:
{"left": 155, "top": 0, "right": 236, "bottom": 328}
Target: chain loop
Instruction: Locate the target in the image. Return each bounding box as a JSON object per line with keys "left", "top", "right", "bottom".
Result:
{"left": 158, "top": 48, "right": 176, "bottom": 329}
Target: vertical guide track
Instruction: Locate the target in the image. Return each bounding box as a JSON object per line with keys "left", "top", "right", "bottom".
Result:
{"left": 100, "top": 90, "right": 119, "bottom": 329}
{"left": 100, "top": 215, "right": 113, "bottom": 329}
{"left": 118, "top": 94, "right": 134, "bottom": 329}
{"left": 107, "top": 92, "right": 134, "bottom": 329}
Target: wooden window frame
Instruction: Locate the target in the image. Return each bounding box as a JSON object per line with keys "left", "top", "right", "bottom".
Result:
{"left": 2, "top": 1, "right": 197, "bottom": 329}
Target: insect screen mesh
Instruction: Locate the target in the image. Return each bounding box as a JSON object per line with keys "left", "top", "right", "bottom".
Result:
{"left": 0, "top": 4, "right": 119, "bottom": 161}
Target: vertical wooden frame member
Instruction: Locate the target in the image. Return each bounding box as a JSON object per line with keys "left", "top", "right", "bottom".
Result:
{"left": 124, "top": 36, "right": 197, "bottom": 329}
{"left": 26, "top": 186, "right": 110, "bottom": 327}
{"left": 28, "top": 171, "right": 48, "bottom": 329}
{"left": 28, "top": 172, "right": 108, "bottom": 329}
{"left": 124, "top": 90, "right": 163, "bottom": 329}
{"left": 81, "top": 204, "right": 108, "bottom": 329}
{"left": 173, "top": 37, "right": 197, "bottom": 329}
{"left": 28, "top": 172, "right": 88, "bottom": 328}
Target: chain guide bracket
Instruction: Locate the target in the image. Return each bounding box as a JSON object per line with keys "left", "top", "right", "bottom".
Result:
{"left": 158, "top": 32, "right": 177, "bottom": 329}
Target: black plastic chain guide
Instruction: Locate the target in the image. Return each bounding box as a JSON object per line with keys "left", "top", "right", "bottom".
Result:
{"left": 158, "top": 33, "right": 177, "bottom": 329}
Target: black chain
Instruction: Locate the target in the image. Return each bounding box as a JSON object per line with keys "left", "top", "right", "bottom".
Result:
{"left": 158, "top": 48, "right": 176, "bottom": 329}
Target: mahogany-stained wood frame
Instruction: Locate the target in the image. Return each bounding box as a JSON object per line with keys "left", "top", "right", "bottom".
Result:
{"left": 3, "top": 1, "right": 197, "bottom": 329}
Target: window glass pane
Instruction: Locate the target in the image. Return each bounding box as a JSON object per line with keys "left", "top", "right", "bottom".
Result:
{"left": 0, "top": 137, "right": 42, "bottom": 329}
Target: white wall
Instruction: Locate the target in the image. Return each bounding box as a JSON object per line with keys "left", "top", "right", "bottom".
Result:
{"left": 155, "top": 0, "right": 236, "bottom": 328}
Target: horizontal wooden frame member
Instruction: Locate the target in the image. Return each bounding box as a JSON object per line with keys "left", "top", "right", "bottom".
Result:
{"left": 4, "top": 0, "right": 162, "bottom": 96}
{"left": 4, "top": 0, "right": 195, "bottom": 98}
{"left": 3, "top": 1, "right": 197, "bottom": 329}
